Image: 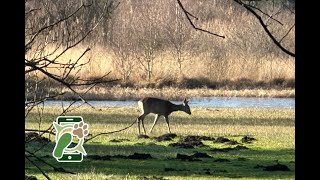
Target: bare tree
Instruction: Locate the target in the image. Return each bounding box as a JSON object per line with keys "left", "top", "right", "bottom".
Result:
{"left": 111, "top": 38, "right": 137, "bottom": 84}
{"left": 25, "top": 0, "right": 119, "bottom": 179}
{"left": 137, "top": 38, "right": 160, "bottom": 84}
{"left": 110, "top": 1, "right": 138, "bottom": 85}
{"left": 165, "top": 1, "right": 193, "bottom": 75}
{"left": 136, "top": 9, "right": 162, "bottom": 84}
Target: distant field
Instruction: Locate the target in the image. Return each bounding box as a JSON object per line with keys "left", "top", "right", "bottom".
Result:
{"left": 25, "top": 106, "right": 295, "bottom": 180}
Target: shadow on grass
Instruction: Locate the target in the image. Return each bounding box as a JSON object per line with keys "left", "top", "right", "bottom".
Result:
{"left": 25, "top": 141, "right": 294, "bottom": 179}
{"left": 26, "top": 108, "right": 294, "bottom": 127}
{"left": 34, "top": 113, "right": 291, "bottom": 127}
{"left": 85, "top": 113, "right": 294, "bottom": 127}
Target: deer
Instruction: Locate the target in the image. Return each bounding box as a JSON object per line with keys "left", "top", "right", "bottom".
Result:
{"left": 136, "top": 97, "right": 191, "bottom": 135}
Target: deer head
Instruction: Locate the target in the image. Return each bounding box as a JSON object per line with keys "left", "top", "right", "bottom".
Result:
{"left": 183, "top": 98, "right": 191, "bottom": 115}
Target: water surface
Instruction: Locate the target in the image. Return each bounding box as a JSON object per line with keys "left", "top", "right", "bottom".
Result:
{"left": 44, "top": 97, "right": 295, "bottom": 108}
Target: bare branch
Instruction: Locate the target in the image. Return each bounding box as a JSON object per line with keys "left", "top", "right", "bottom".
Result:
{"left": 25, "top": 8, "right": 41, "bottom": 15}
{"left": 25, "top": 60, "right": 105, "bottom": 116}
{"left": 25, "top": 129, "right": 56, "bottom": 136}
{"left": 25, "top": 3, "right": 87, "bottom": 49}
{"left": 233, "top": 0, "right": 295, "bottom": 57}
{"left": 25, "top": 155, "right": 51, "bottom": 180}
{"left": 245, "top": 3, "right": 283, "bottom": 26}
{"left": 52, "top": 1, "right": 116, "bottom": 62}
{"left": 279, "top": 23, "right": 295, "bottom": 43}
{"left": 176, "top": 0, "right": 225, "bottom": 38}
{"left": 136, "top": 56, "right": 149, "bottom": 72}
{"left": 62, "top": 48, "right": 91, "bottom": 80}
{"left": 25, "top": 2, "right": 120, "bottom": 167}
{"left": 25, "top": 92, "right": 65, "bottom": 108}
{"left": 26, "top": 150, "right": 75, "bottom": 174}
{"left": 70, "top": 77, "right": 119, "bottom": 86}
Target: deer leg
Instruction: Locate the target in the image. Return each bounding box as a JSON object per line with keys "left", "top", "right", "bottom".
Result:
{"left": 141, "top": 118, "right": 146, "bottom": 135}
{"left": 149, "top": 114, "right": 160, "bottom": 133}
{"left": 137, "top": 117, "right": 141, "bottom": 134}
{"left": 137, "top": 114, "right": 146, "bottom": 135}
{"left": 164, "top": 116, "right": 171, "bottom": 133}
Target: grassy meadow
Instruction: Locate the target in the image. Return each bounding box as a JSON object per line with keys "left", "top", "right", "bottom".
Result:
{"left": 25, "top": 1, "right": 295, "bottom": 179}
{"left": 25, "top": 105, "right": 295, "bottom": 180}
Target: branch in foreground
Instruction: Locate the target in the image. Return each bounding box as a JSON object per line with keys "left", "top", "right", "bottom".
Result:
{"left": 176, "top": 0, "right": 225, "bottom": 38}
{"left": 25, "top": 155, "right": 51, "bottom": 180}
{"left": 25, "top": 2, "right": 87, "bottom": 49}
{"left": 25, "top": 93, "right": 65, "bottom": 106}
{"left": 26, "top": 150, "right": 75, "bottom": 174}
{"left": 25, "top": 129, "right": 56, "bottom": 136}
{"left": 279, "top": 23, "right": 295, "bottom": 43}
{"left": 245, "top": 3, "right": 283, "bottom": 26}
{"left": 233, "top": 0, "right": 295, "bottom": 57}
{"left": 25, "top": 60, "right": 118, "bottom": 111}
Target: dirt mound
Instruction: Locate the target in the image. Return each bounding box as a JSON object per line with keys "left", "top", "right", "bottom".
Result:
{"left": 25, "top": 175, "right": 37, "bottom": 180}
{"left": 241, "top": 136, "right": 256, "bottom": 143}
{"left": 164, "top": 168, "right": 189, "bottom": 172}
{"left": 175, "top": 152, "right": 211, "bottom": 161}
{"left": 191, "top": 152, "right": 211, "bottom": 158}
{"left": 254, "top": 162, "right": 290, "bottom": 171}
{"left": 25, "top": 132, "right": 38, "bottom": 140}
{"left": 128, "top": 153, "right": 152, "bottom": 160}
{"left": 176, "top": 153, "right": 201, "bottom": 161}
{"left": 138, "top": 134, "right": 150, "bottom": 139}
{"left": 183, "top": 135, "right": 215, "bottom": 141}
{"left": 25, "top": 132, "right": 51, "bottom": 143}
{"left": 111, "top": 155, "right": 128, "bottom": 158}
{"left": 154, "top": 133, "right": 177, "bottom": 141}
{"left": 169, "top": 142, "right": 194, "bottom": 148}
{"left": 87, "top": 155, "right": 111, "bottom": 160}
{"left": 214, "top": 137, "right": 238, "bottom": 145}
{"left": 233, "top": 145, "right": 249, "bottom": 150}
{"left": 88, "top": 153, "right": 152, "bottom": 160}
{"left": 237, "top": 157, "right": 249, "bottom": 161}
{"left": 138, "top": 176, "right": 169, "bottom": 180}
{"left": 214, "top": 158, "right": 230, "bottom": 162}
{"left": 169, "top": 135, "right": 210, "bottom": 148}
{"left": 264, "top": 163, "right": 290, "bottom": 171}
{"left": 210, "top": 145, "right": 249, "bottom": 152}
{"left": 109, "top": 138, "right": 130, "bottom": 143}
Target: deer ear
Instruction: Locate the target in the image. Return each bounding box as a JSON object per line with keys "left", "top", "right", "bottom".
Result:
{"left": 184, "top": 98, "right": 189, "bottom": 104}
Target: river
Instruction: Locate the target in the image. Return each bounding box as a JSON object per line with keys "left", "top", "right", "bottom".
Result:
{"left": 44, "top": 97, "right": 295, "bottom": 108}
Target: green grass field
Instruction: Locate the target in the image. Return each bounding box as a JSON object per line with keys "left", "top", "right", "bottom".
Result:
{"left": 25, "top": 106, "right": 295, "bottom": 180}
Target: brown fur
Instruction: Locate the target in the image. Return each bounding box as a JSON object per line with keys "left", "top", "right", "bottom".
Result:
{"left": 137, "top": 97, "right": 191, "bottom": 134}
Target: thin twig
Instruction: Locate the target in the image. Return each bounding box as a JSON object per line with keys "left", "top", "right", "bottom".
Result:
{"left": 245, "top": 3, "right": 283, "bottom": 25}
{"left": 279, "top": 23, "right": 295, "bottom": 43}
{"left": 25, "top": 8, "right": 41, "bottom": 15}
{"left": 25, "top": 3, "right": 87, "bottom": 49}
{"left": 25, "top": 129, "right": 56, "bottom": 136}
{"left": 26, "top": 150, "right": 75, "bottom": 174}
{"left": 233, "top": 0, "right": 295, "bottom": 57}
{"left": 176, "top": 0, "right": 225, "bottom": 38}
{"left": 25, "top": 155, "right": 51, "bottom": 180}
